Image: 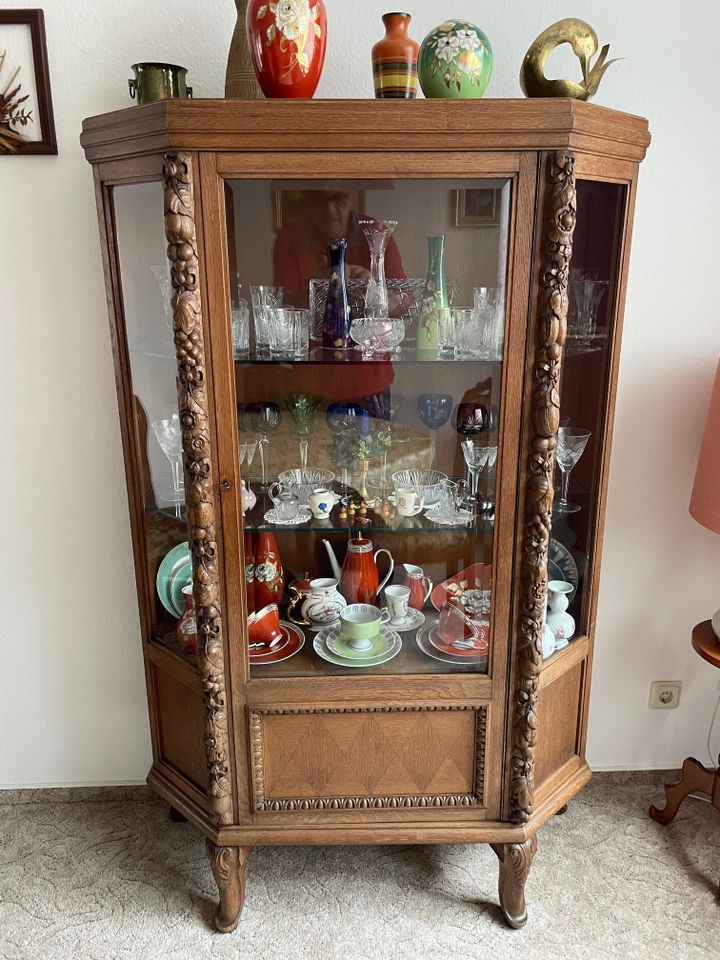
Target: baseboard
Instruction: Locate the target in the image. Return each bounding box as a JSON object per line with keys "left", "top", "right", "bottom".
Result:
{"left": 589, "top": 763, "right": 681, "bottom": 773}
{"left": 0, "top": 779, "right": 147, "bottom": 790}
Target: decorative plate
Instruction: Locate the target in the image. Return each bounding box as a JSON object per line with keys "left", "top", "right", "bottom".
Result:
{"left": 325, "top": 625, "right": 401, "bottom": 660}
{"left": 263, "top": 507, "right": 312, "bottom": 526}
{"left": 314, "top": 630, "right": 401, "bottom": 668}
{"left": 156, "top": 542, "right": 191, "bottom": 617}
{"left": 249, "top": 623, "right": 305, "bottom": 665}
{"left": 431, "top": 562, "right": 492, "bottom": 612}
{"left": 424, "top": 506, "right": 472, "bottom": 526}
{"left": 548, "top": 539, "right": 579, "bottom": 598}
{"left": 416, "top": 623, "right": 488, "bottom": 668}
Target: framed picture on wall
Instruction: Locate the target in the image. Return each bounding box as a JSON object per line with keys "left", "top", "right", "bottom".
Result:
{"left": 0, "top": 9, "right": 57, "bottom": 155}
{"left": 454, "top": 188, "right": 500, "bottom": 227}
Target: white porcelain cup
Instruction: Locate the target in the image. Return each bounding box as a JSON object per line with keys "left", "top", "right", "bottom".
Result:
{"left": 384, "top": 585, "right": 410, "bottom": 625}
{"left": 395, "top": 488, "right": 425, "bottom": 517}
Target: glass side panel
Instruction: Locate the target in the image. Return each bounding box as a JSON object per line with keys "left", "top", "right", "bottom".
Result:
{"left": 113, "top": 182, "right": 196, "bottom": 665}
{"left": 551, "top": 179, "right": 627, "bottom": 649}
{"left": 225, "top": 177, "right": 512, "bottom": 677}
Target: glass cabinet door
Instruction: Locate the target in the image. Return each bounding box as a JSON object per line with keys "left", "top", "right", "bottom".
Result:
{"left": 224, "top": 177, "right": 513, "bottom": 677}
{"left": 551, "top": 177, "right": 628, "bottom": 646}
{"left": 113, "top": 182, "right": 197, "bottom": 665}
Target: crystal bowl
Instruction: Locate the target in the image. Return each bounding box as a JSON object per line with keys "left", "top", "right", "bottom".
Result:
{"left": 277, "top": 468, "right": 335, "bottom": 504}
{"left": 391, "top": 469, "right": 448, "bottom": 506}
{"left": 350, "top": 317, "right": 406, "bottom": 357}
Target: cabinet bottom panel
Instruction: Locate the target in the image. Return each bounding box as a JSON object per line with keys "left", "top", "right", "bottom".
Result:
{"left": 249, "top": 706, "right": 486, "bottom": 812}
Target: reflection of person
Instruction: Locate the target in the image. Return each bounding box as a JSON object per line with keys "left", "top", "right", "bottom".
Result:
{"left": 273, "top": 190, "right": 406, "bottom": 300}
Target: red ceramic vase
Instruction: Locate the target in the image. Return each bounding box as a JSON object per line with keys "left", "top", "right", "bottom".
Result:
{"left": 246, "top": 0, "right": 327, "bottom": 99}
{"left": 254, "top": 531, "right": 284, "bottom": 609}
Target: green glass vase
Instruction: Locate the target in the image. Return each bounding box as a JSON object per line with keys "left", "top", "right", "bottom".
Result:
{"left": 417, "top": 236, "right": 448, "bottom": 357}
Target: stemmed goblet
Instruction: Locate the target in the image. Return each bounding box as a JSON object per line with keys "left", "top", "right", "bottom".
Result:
{"left": 246, "top": 402, "right": 281, "bottom": 486}
{"left": 326, "top": 401, "right": 362, "bottom": 503}
{"left": 555, "top": 427, "right": 591, "bottom": 514}
{"left": 455, "top": 401, "right": 488, "bottom": 484}
{"left": 283, "top": 393, "right": 323, "bottom": 470}
{"left": 417, "top": 393, "right": 453, "bottom": 468}
{"left": 461, "top": 439, "right": 490, "bottom": 508}
{"left": 151, "top": 413, "right": 184, "bottom": 518}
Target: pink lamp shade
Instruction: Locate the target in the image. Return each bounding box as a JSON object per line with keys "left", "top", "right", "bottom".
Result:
{"left": 690, "top": 358, "right": 720, "bottom": 534}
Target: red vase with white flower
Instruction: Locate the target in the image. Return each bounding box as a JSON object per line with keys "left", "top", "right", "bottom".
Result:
{"left": 246, "top": 0, "right": 327, "bottom": 98}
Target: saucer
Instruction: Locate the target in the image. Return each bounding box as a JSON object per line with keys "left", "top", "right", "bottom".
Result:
{"left": 427, "top": 621, "right": 489, "bottom": 658}
{"left": 314, "top": 628, "right": 401, "bottom": 668}
{"left": 263, "top": 507, "right": 312, "bottom": 526}
{"left": 416, "top": 623, "right": 488, "bottom": 668}
{"left": 249, "top": 622, "right": 304, "bottom": 665}
{"left": 381, "top": 607, "right": 425, "bottom": 632}
{"left": 325, "top": 627, "right": 396, "bottom": 660}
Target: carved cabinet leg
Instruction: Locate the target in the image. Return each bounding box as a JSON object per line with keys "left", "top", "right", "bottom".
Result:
{"left": 491, "top": 836, "right": 537, "bottom": 929}
{"left": 206, "top": 841, "right": 251, "bottom": 933}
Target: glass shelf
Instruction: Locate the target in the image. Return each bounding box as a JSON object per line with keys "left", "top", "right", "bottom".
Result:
{"left": 234, "top": 346, "right": 502, "bottom": 366}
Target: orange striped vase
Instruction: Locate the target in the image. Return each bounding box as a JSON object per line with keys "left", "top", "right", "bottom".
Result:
{"left": 372, "top": 12, "right": 420, "bottom": 100}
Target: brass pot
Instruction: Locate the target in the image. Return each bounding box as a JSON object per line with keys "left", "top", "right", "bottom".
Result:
{"left": 128, "top": 62, "right": 193, "bottom": 105}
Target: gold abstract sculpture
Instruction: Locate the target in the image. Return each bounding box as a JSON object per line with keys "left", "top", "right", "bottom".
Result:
{"left": 520, "top": 18, "right": 619, "bottom": 101}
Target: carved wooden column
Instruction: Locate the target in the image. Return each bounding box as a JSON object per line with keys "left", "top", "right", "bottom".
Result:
{"left": 510, "top": 150, "right": 576, "bottom": 826}
{"left": 163, "top": 153, "right": 234, "bottom": 832}
{"left": 491, "top": 837, "right": 538, "bottom": 929}
{"left": 206, "top": 841, "right": 252, "bottom": 933}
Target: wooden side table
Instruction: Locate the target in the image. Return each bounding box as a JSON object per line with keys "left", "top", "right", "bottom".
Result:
{"left": 649, "top": 620, "right": 720, "bottom": 893}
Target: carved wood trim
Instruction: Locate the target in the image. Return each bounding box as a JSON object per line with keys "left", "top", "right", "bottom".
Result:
{"left": 206, "top": 840, "right": 250, "bottom": 933}
{"left": 163, "top": 152, "right": 233, "bottom": 827}
{"left": 510, "top": 150, "right": 576, "bottom": 825}
{"left": 250, "top": 706, "right": 487, "bottom": 812}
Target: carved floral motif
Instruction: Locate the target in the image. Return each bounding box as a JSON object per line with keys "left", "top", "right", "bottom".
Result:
{"left": 163, "top": 152, "right": 233, "bottom": 827}
{"left": 510, "top": 150, "right": 576, "bottom": 825}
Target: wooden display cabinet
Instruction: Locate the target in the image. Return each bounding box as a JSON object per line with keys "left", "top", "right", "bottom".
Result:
{"left": 81, "top": 99, "right": 649, "bottom": 931}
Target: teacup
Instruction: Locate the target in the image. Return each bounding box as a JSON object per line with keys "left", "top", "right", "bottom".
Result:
{"left": 395, "top": 487, "right": 425, "bottom": 517}
{"left": 384, "top": 585, "right": 410, "bottom": 626}
{"left": 248, "top": 603, "right": 284, "bottom": 648}
{"left": 437, "top": 600, "right": 481, "bottom": 649}
{"left": 339, "top": 603, "right": 390, "bottom": 651}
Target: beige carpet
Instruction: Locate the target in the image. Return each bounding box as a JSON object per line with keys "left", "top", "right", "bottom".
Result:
{"left": 0, "top": 772, "right": 718, "bottom": 960}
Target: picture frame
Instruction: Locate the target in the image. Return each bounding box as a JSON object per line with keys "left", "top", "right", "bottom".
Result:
{"left": 273, "top": 188, "right": 365, "bottom": 233}
{"left": 0, "top": 9, "right": 57, "bottom": 155}
{"left": 454, "top": 188, "right": 500, "bottom": 228}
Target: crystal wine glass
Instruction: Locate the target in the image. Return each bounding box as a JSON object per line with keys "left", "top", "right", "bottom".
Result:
{"left": 151, "top": 265, "right": 174, "bottom": 337}
{"left": 326, "top": 402, "right": 362, "bottom": 503}
{"left": 358, "top": 219, "right": 398, "bottom": 319}
{"left": 283, "top": 393, "right": 322, "bottom": 469}
{"left": 417, "top": 393, "right": 453, "bottom": 467}
{"left": 555, "top": 427, "right": 591, "bottom": 514}
{"left": 238, "top": 439, "right": 258, "bottom": 488}
{"left": 246, "top": 402, "right": 281, "bottom": 486}
{"left": 461, "top": 439, "right": 490, "bottom": 506}
{"left": 151, "top": 414, "right": 184, "bottom": 518}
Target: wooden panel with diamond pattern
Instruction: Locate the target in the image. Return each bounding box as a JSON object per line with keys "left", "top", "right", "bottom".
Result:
{"left": 249, "top": 707, "right": 486, "bottom": 812}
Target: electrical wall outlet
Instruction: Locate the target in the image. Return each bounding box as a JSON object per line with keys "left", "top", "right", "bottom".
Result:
{"left": 649, "top": 681, "right": 682, "bottom": 709}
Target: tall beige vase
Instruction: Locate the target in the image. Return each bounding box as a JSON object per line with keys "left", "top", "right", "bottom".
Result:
{"left": 225, "top": 0, "right": 264, "bottom": 99}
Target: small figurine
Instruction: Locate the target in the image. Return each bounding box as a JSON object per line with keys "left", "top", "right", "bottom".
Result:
{"left": 339, "top": 505, "right": 348, "bottom": 521}
{"left": 359, "top": 501, "right": 368, "bottom": 516}
{"left": 520, "top": 19, "right": 619, "bottom": 101}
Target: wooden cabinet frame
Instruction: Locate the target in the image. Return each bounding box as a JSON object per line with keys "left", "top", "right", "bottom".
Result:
{"left": 82, "top": 99, "right": 649, "bottom": 932}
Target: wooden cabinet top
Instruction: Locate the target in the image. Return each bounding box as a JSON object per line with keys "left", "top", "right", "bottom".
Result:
{"left": 80, "top": 98, "right": 651, "bottom": 164}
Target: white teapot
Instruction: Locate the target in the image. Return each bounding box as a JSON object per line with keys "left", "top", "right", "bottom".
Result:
{"left": 291, "top": 577, "right": 347, "bottom": 629}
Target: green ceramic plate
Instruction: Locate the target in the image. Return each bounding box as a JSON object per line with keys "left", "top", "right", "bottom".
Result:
{"left": 168, "top": 561, "right": 193, "bottom": 618}
{"left": 156, "top": 542, "right": 190, "bottom": 617}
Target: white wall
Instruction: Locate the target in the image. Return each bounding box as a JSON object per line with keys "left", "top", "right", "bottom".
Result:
{"left": 2, "top": 0, "right": 719, "bottom": 786}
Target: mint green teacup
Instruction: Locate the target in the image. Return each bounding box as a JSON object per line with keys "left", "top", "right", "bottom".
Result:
{"left": 339, "top": 603, "right": 390, "bottom": 650}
